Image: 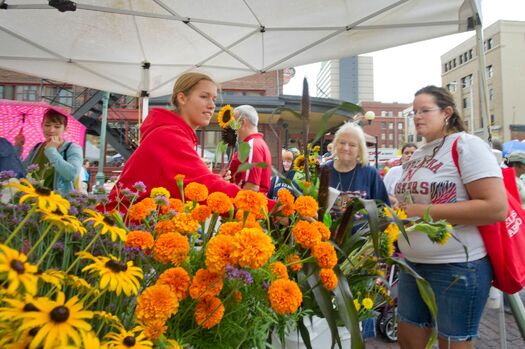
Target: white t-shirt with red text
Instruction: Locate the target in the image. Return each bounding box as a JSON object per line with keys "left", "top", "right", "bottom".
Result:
{"left": 395, "top": 132, "right": 502, "bottom": 263}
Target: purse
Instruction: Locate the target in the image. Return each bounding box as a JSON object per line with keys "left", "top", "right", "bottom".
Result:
{"left": 452, "top": 137, "right": 525, "bottom": 294}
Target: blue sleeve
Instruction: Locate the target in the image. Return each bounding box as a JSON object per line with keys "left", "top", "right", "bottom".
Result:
{"left": 370, "top": 167, "right": 391, "bottom": 205}
{"left": 44, "top": 143, "right": 82, "bottom": 181}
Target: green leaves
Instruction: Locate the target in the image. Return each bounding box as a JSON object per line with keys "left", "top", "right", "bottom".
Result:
{"left": 237, "top": 141, "right": 251, "bottom": 163}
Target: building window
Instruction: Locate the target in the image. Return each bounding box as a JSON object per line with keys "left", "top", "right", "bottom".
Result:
{"left": 463, "top": 97, "right": 469, "bottom": 109}
{"left": 453, "top": 58, "right": 456, "bottom": 68}
{"left": 417, "top": 135, "right": 423, "bottom": 142}
{"left": 490, "top": 114, "right": 496, "bottom": 125}
{"left": 459, "top": 55, "right": 463, "bottom": 64}
{"left": 469, "top": 49, "right": 473, "bottom": 59}
{"left": 388, "top": 133, "right": 394, "bottom": 141}
{"left": 0, "top": 86, "right": 3, "bottom": 99}
{"left": 44, "top": 87, "right": 73, "bottom": 107}
{"left": 408, "top": 135, "right": 414, "bottom": 142}
{"left": 381, "top": 133, "right": 386, "bottom": 140}
{"left": 381, "top": 122, "right": 386, "bottom": 129}
{"left": 388, "top": 111, "right": 393, "bottom": 117}
{"left": 447, "top": 82, "right": 457, "bottom": 93}
{"left": 398, "top": 122, "right": 403, "bottom": 130}
{"left": 398, "top": 134, "right": 404, "bottom": 144}
{"left": 388, "top": 122, "right": 394, "bottom": 129}
{"left": 381, "top": 111, "right": 387, "bottom": 117}
{"left": 464, "top": 52, "right": 468, "bottom": 62}
{"left": 461, "top": 75, "right": 472, "bottom": 88}
{"left": 444, "top": 64, "right": 448, "bottom": 72}
{"left": 16, "top": 85, "right": 39, "bottom": 101}
{"left": 486, "top": 65, "right": 493, "bottom": 78}
{"left": 487, "top": 38, "right": 493, "bottom": 50}
{"left": 1, "top": 85, "right": 14, "bottom": 100}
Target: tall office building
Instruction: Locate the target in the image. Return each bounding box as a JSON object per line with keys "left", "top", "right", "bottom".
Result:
{"left": 441, "top": 20, "right": 525, "bottom": 141}
{"left": 316, "top": 56, "right": 374, "bottom": 104}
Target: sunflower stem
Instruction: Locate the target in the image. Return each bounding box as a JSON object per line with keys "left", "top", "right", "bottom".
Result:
{"left": 36, "top": 230, "right": 62, "bottom": 267}
{"left": 26, "top": 223, "right": 53, "bottom": 258}
{"left": 4, "top": 206, "right": 36, "bottom": 245}
{"left": 65, "top": 230, "right": 101, "bottom": 274}
{"left": 86, "top": 289, "right": 107, "bottom": 309}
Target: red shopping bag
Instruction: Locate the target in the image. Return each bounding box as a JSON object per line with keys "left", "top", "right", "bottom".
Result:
{"left": 453, "top": 139, "right": 525, "bottom": 294}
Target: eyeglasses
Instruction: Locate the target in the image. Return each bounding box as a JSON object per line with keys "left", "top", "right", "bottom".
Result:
{"left": 409, "top": 108, "right": 441, "bottom": 116}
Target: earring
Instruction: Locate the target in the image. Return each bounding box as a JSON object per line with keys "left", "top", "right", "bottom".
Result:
{"left": 445, "top": 118, "right": 449, "bottom": 126}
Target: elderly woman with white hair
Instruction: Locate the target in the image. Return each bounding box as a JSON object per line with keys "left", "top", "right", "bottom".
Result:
{"left": 325, "top": 122, "right": 390, "bottom": 217}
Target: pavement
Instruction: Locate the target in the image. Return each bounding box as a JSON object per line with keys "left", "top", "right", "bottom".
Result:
{"left": 365, "top": 291, "right": 525, "bottom": 349}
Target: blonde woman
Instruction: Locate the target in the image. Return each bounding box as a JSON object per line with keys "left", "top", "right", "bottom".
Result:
{"left": 324, "top": 122, "right": 390, "bottom": 217}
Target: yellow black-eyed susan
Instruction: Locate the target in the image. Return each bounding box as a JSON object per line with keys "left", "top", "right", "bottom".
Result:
{"left": 79, "top": 252, "right": 143, "bottom": 296}
{"left": 9, "top": 179, "right": 70, "bottom": 214}
{"left": 217, "top": 104, "right": 234, "bottom": 129}
{"left": 0, "top": 244, "right": 38, "bottom": 295}
{"left": 106, "top": 326, "right": 153, "bottom": 348}
{"left": 83, "top": 209, "right": 127, "bottom": 242}
{"left": 40, "top": 208, "right": 87, "bottom": 235}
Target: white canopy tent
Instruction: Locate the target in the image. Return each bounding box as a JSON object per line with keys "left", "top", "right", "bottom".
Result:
{"left": 0, "top": 0, "right": 490, "bottom": 138}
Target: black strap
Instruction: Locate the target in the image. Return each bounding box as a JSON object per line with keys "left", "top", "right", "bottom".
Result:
{"left": 62, "top": 142, "right": 72, "bottom": 161}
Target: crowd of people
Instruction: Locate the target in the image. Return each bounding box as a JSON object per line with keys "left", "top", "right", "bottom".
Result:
{"left": 1, "top": 71, "right": 523, "bottom": 349}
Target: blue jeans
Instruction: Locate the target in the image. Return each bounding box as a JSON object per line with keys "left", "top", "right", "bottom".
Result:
{"left": 397, "top": 256, "right": 492, "bottom": 341}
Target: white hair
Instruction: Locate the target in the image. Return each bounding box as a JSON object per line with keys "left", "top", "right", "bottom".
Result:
{"left": 332, "top": 122, "right": 369, "bottom": 164}
{"left": 234, "top": 105, "right": 259, "bottom": 127}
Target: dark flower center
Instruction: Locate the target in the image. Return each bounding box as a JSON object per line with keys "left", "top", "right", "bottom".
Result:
{"left": 52, "top": 209, "right": 64, "bottom": 216}
{"left": 105, "top": 259, "right": 128, "bottom": 273}
{"left": 123, "top": 336, "right": 136, "bottom": 346}
{"left": 103, "top": 216, "right": 115, "bottom": 226}
{"left": 222, "top": 110, "right": 232, "bottom": 123}
{"left": 10, "top": 259, "right": 25, "bottom": 274}
{"left": 28, "top": 327, "right": 40, "bottom": 337}
{"left": 35, "top": 186, "right": 51, "bottom": 196}
{"left": 50, "top": 306, "right": 70, "bottom": 323}
{"left": 23, "top": 303, "right": 39, "bottom": 312}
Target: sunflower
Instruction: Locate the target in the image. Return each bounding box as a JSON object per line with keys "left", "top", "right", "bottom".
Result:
{"left": 0, "top": 244, "right": 38, "bottom": 295}
{"left": 135, "top": 284, "right": 179, "bottom": 323}
{"left": 195, "top": 296, "right": 225, "bottom": 329}
{"left": 230, "top": 228, "right": 275, "bottom": 269}
{"left": 311, "top": 242, "right": 338, "bottom": 269}
{"left": 293, "top": 155, "right": 305, "bottom": 171}
{"left": 221, "top": 126, "right": 237, "bottom": 147}
{"left": 378, "top": 231, "right": 395, "bottom": 258}
{"left": 205, "top": 234, "right": 235, "bottom": 274}
{"left": 294, "top": 195, "right": 318, "bottom": 218}
{"left": 217, "top": 104, "right": 234, "bottom": 128}
{"left": 18, "top": 291, "right": 93, "bottom": 349}
{"left": 189, "top": 269, "right": 223, "bottom": 299}
{"left": 9, "top": 179, "right": 70, "bottom": 214}
{"left": 207, "top": 192, "right": 233, "bottom": 214}
{"left": 319, "top": 268, "right": 338, "bottom": 291}
{"left": 153, "top": 232, "right": 190, "bottom": 265}
{"left": 125, "top": 231, "right": 155, "bottom": 250}
{"left": 268, "top": 279, "right": 303, "bottom": 315}
{"left": 83, "top": 209, "right": 127, "bottom": 242}
{"left": 156, "top": 267, "right": 191, "bottom": 301}
{"left": 40, "top": 208, "right": 86, "bottom": 235}
{"left": 79, "top": 252, "right": 143, "bottom": 296}
{"left": 106, "top": 327, "right": 153, "bottom": 349}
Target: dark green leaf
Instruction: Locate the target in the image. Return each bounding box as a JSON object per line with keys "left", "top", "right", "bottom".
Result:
{"left": 234, "top": 162, "right": 268, "bottom": 178}
{"left": 298, "top": 318, "right": 313, "bottom": 349}
{"left": 238, "top": 141, "right": 251, "bottom": 163}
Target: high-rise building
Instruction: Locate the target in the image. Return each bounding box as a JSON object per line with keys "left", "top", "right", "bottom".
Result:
{"left": 316, "top": 56, "right": 374, "bottom": 104}
{"left": 441, "top": 20, "right": 525, "bottom": 141}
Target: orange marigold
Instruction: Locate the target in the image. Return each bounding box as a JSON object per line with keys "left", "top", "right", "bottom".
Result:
{"left": 195, "top": 296, "right": 225, "bottom": 329}
{"left": 292, "top": 220, "right": 321, "bottom": 249}
{"left": 153, "top": 232, "right": 190, "bottom": 265}
{"left": 311, "top": 242, "right": 338, "bottom": 269}
{"left": 277, "top": 189, "right": 295, "bottom": 216}
{"left": 312, "top": 221, "right": 331, "bottom": 241}
{"left": 141, "top": 197, "right": 157, "bottom": 211}
{"left": 172, "top": 213, "right": 199, "bottom": 235}
{"left": 270, "top": 261, "right": 289, "bottom": 280}
{"left": 143, "top": 319, "right": 167, "bottom": 340}
{"left": 233, "top": 190, "right": 268, "bottom": 218}
{"left": 294, "top": 195, "right": 318, "bottom": 218}
{"left": 205, "top": 235, "right": 235, "bottom": 274}
{"left": 125, "top": 230, "right": 154, "bottom": 250}
{"left": 231, "top": 228, "right": 275, "bottom": 269}
{"left": 136, "top": 284, "right": 179, "bottom": 323}
{"left": 174, "top": 174, "right": 185, "bottom": 183}
{"left": 218, "top": 222, "right": 242, "bottom": 236}
{"left": 235, "top": 209, "right": 260, "bottom": 227}
{"left": 319, "top": 268, "right": 338, "bottom": 291}
{"left": 155, "top": 220, "right": 176, "bottom": 236}
{"left": 207, "top": 192, "right": 233, "bottom": 214}
{"left": 184, "top": 182, "right": 208, "bottom": 202}
{"left": 268, "top": 279, "right": 303, "bottom": 315}
{"left": 192, "top": 205, "right": 212, "bottom": 222}
{"left": 169, "top": 198, "right": 184, "bottom": 213}
{"left": 285, "top": 254, "right": 303, "bottom": 272}
{"left": 128, "top": 201, "right": 154, "bottom": 222}
{"left": 189, "top": 269, "right": 223, "bottom": 299}
{"left": 156, "top": 267, "right": 191, "bottom": 301}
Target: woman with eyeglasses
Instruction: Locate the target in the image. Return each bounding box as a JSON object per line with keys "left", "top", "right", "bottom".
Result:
{"left": 395, "top": 86, "right": 507, "bottom": 349}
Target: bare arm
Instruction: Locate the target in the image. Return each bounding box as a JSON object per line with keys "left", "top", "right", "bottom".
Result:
{"left": 404, "top": 177, "right": 507, "bottom": 225}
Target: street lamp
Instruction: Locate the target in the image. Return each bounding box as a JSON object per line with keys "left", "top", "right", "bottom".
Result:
{"left": 364, "top": 111, "right": 376, "bottom": 125}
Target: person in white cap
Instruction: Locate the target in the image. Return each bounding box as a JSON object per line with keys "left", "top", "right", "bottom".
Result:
{"left": 505, "top": 150, "right": 525, "bottom": 208}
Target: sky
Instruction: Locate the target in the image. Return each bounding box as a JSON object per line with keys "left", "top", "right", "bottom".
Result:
{"left": 283, "top": 0, "right": 525, "bottom": 104}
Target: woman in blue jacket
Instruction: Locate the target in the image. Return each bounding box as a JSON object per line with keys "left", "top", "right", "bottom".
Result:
{"left": 23, "top": 109, "right": 83, "bottom": 195}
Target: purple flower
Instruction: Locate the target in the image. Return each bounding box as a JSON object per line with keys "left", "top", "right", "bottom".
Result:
{"left": 262, "top": 280, "right": 270, "bottom": 291}
{"left": 69, "top": 206, "right": 79, "bottom": 216}
{"left": 154, "top": 195, "right": 169, "bottom": 207}
{"left": 132, "top": 181, "right": 147, "bottom": 193}
{"left": 0, "top": 170, "right": 17, "bottom": 181}
{"left": 225, "top": 265, "right": 253, "bottom": 285}
{"left": 53, "top": 242, "right": 64, "bottom": 251}
{"left": 26, "top": 164, "right": 39, "bottom": 172}
{"left": 238, "top": 270, "right": 254, "bottom": 285}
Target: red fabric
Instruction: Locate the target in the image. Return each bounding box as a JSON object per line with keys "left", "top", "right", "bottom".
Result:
{"left": 230, "top": 133, "right": 272, "bottom": 193}
{"left": 452, "top": 138, "right": 525, "bottom": 294}
{"left": 108, "top": 108, "right": 240, "bottom": 206}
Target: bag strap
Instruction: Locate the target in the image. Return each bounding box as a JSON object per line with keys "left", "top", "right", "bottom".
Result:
{"left": 62, "top": 142, "right": 72, "bottom": 161}
{"left": 451, "top": 137, "right": 461, "bottom": 177}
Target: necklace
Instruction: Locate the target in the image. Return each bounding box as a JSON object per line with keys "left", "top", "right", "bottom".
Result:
{"left": 336, "top": 165, "right": 357, "bottom": 193}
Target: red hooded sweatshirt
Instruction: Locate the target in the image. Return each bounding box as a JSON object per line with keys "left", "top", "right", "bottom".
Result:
{"left": 108, "top": 108, "right": 240, "bottom": 205}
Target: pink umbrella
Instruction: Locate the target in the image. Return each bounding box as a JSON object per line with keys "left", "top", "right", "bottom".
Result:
{"left": 0, "top": 99, "right": 86, "bottom": 160}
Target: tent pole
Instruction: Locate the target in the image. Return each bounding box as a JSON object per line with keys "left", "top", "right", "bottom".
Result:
{"left": 472, "top": 10, "right": 492, "bottom": 143}
{"left": 95, "top": 91, "right": 109, "bottom": 192}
